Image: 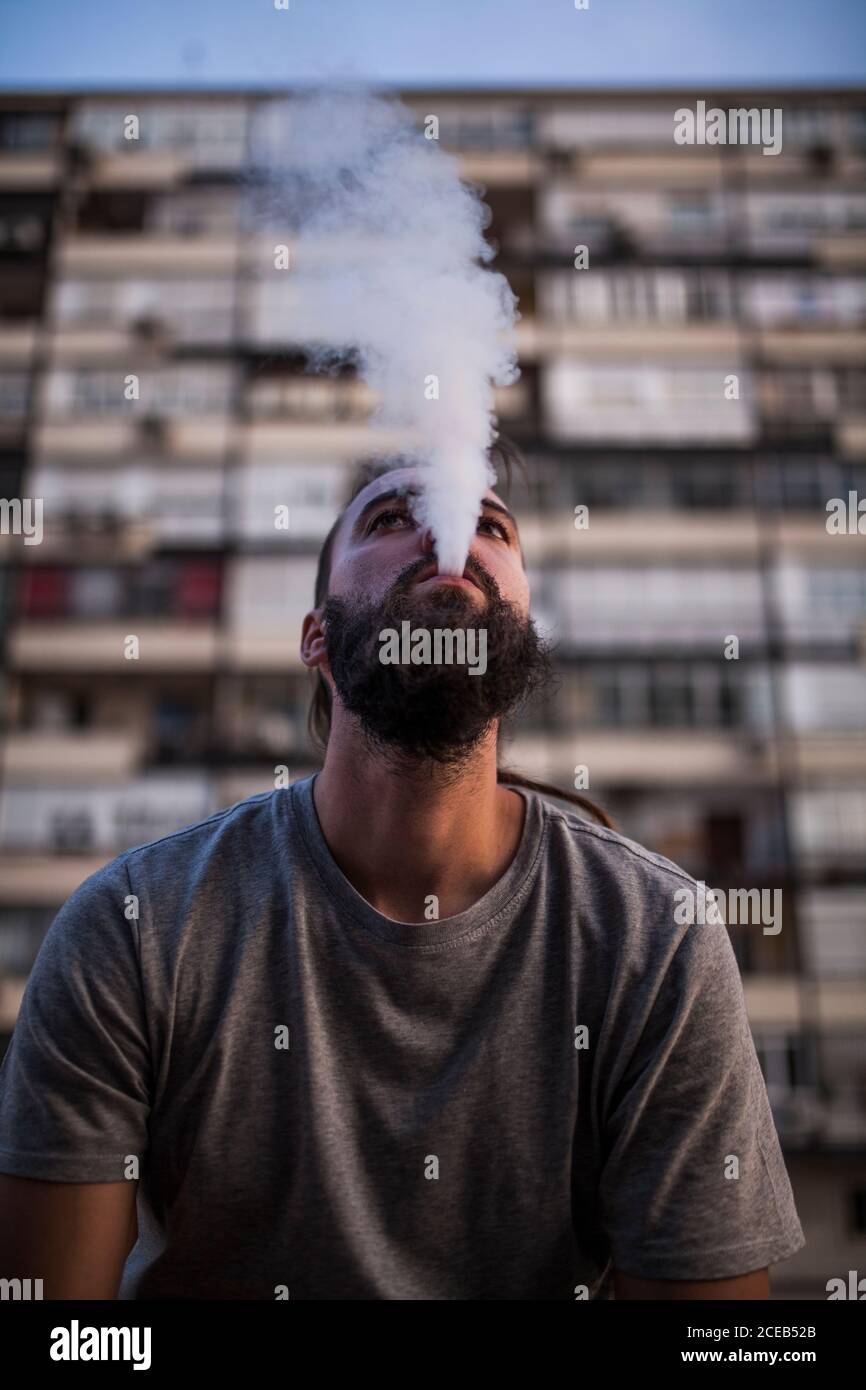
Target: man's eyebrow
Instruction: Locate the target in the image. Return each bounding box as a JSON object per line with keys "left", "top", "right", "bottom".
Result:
{"left": 351, "top": 487, "right": 417, "bottom": 535}
{"left": 482, "top": 497, "right": 518, "bottom": 529}
{"left": 350, "top": 487, "right": 518, "bottom": 535}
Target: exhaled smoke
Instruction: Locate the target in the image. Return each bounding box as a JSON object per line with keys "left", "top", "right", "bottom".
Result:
{"left": 249, "top": 85, "right": 520, "bottom": 575}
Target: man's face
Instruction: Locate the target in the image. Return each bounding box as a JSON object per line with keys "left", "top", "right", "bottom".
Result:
{"left": 326, "top": 465, "right": 530, "bottom": 614}
{"left": 303, "top": 465, "right": 552, "bottom": 767}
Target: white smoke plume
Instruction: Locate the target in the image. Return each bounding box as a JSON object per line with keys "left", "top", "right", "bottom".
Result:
{"left": 249, "top": 86, "right": 520, "bottom": 575}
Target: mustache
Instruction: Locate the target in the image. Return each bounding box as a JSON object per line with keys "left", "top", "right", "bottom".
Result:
{"left": 389, "top": 555, "right": 500, "bottom": 602}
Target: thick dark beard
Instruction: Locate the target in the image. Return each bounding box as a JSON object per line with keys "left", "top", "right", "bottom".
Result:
{"left": 322, "top": 556, "right": 554, "bottom": 771}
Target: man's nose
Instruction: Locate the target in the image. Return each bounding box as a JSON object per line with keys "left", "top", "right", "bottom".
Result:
{"left": 419, "top": 525, "right": 437, "bottom": 556}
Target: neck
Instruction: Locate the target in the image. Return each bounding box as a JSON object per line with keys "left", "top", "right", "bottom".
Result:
{"left": 312, "top": 709, "right": 525, "bottom": 924}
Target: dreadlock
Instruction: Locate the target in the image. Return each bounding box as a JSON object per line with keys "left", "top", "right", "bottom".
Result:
{"left": 307, "top": 433, "right": 616, "bottom": 830}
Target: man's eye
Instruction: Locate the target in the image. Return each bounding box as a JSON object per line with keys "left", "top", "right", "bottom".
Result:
{"left": 479, "top": 517, "right": 509, "bottom": 541}
{"left": 369, "top": 509, "right": 411, "bottom": 532}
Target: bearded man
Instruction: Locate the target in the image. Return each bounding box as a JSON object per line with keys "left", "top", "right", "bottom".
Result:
{"left": 0, "top": 438, "right": 804, "bottom": 1300}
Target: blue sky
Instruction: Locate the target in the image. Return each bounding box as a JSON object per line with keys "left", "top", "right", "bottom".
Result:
{"left": 0, "top": 0, "right": 863, "bottom": 89}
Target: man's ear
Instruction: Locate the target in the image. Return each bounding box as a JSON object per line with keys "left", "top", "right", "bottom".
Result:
{"left": 300, "top": 608, "right": 331, "bottom": 677}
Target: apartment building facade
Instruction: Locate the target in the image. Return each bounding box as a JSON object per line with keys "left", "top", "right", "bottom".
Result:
{"left": 0, "top": 88, "right": 864, "bottom": 1296}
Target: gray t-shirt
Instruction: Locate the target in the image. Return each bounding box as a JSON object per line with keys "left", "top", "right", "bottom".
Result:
{"left": 0, "top": 774, "right": 805, "bottom": 1300}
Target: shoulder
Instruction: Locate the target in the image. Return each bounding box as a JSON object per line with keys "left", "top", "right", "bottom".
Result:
{"left": 532, "top": 792, "right": 735, "bottom": 984}
{"left": 115, "top": 786, "right": 282, "bottom": 877}
{"left": 535, "top": 792, "right": 697, "bottom": 896}
{"left": 57, "top": 787, "right": 286, "bottom": 930}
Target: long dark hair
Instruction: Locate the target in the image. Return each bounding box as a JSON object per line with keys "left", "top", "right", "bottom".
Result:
{"left": 307, "top": 434, "right": 616, "bottom": 830}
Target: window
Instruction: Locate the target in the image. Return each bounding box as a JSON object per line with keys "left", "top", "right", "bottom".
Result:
{"left": 0, "top": 113, "right": 61, "bottom": 151}
{"left": 0, "top": 199, "right": 50, "bottom": 256}
{"left": 73, "top": 101, "right": 248, "bottom": 166}
{"left": 0, "top": 909, "right": 55, "bottom": 973}
{"left": 147, "top": 188, "right": 240, "bottom": 237}
{"left": 0, "top": 372, "right": 30, "bottom": 416}
{"left": 20, "top": 568, "right": 70, "bottom": 618}
{"left": 667, "top": 192, "right": 717, "bottom": 233}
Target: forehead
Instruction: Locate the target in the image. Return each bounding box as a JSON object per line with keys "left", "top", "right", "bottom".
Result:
{"left": 338, "top": 464, "right": 511, "bottom": 543}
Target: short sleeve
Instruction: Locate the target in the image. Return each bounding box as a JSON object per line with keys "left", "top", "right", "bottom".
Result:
{"left": 0, "top": 855, "right": 152, "bottom": 1182}
{"left": 598, "top": 911, "right": 806, "bottom": 1281}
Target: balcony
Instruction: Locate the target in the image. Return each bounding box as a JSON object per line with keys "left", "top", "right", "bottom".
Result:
{"left": 0, "top": 322, "right": 38, "bottom": 365}
{"left": 743, "top": 977, "right": 805, "bottom": 1029}
{"left": 0, "top": 729, "right": 147, "bottom": 782}
{"left": 8, "top": 620, "right": 220, "bottom": 671}
{"left": 507, "top": 730, "right": 779, "bottom": 787}
{"left": 520, "top": 510, "right": 763, "bottom": 561}
{"left": 814, "top": 233, "right": 866, "bottom": 268}
{"left": 836, "top": 417, "right": 866, "bottom": 457}
{"left": 0, "top": 153, "right": 60, "bottom": 189}
{"left": 0, "top": 514, "right": 156, "bottom": 563}
{"left": 457, "top": 151, "right": 542, "bottom": 186}
{"left": 758, "top": 329, "right": 866, "bottom": 364}
{"left": 0, "top": 853, "right": 117, "bottom": 905}
{"left": 83, "top": 150, "right": 191, "bottom": 188}
{"left": 515, "top": 318, "right": 741, "bottom": 362}
{"left": 561, "top": 150, "right": 726, "bottom": 187}
{"left": 57, "top": 234, "right": 239, "bottom": 275}
{"left": 243, "top": 419, "right": 411, "bottom": 461}
{"left": 33, "top": 416, "right": 232, "bottom": 458}
{"left": 0, "top": 978, "right": 25, "bottom": 1034}
{"left": 793, "top": 733, "right": 866, "bottom": 777}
